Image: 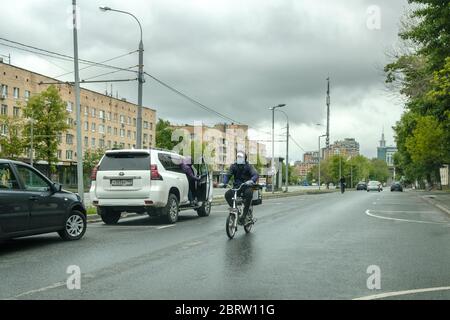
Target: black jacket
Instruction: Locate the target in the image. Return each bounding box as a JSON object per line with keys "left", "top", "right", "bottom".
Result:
{"left": 224, "top": 163, "right": 259, "bottom": 188}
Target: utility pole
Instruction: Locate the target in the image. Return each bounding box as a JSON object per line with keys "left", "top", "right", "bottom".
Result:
{"left": 285, "top": 121, "right": 289, "bottom": 193}
{"left": 326, "top": 77, "right": 331, "bottom": 150}
{"left": 269, "top": 104, "right": 286, "bottom": 194}
{"left": 73, "top": 0, "right": 84, "bottom": 203}
{"left": 318, "top": 135, "right": 326, "bottom": 190}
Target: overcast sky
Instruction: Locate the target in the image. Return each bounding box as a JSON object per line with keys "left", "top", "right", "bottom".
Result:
{"left": 0, "top": 0, "right": 409, "bottom": 161}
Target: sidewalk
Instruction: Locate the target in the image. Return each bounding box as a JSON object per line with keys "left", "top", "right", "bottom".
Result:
{"left": 86, "top": 188, "right": 338, "bottom": 223}
{"left": 416, "top": 190, "right": 450, "bottom": 216}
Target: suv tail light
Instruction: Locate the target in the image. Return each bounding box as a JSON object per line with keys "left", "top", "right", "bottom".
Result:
{"left": 91, "top": 166, "right": 98, "bottom": 181}
{"left": 150, "top": 164, "right": 163, "bottom": 180}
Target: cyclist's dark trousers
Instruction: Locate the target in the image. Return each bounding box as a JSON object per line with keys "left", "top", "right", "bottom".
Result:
{"left": 225, "top": 186, "right": 253, "bottom": 216}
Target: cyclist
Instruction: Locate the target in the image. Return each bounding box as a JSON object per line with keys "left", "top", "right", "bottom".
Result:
{"left": 222, "top": 151, "right": 259, "bottom": 225}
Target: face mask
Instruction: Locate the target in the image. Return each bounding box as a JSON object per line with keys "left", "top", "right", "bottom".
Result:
{"left": 236, "top": 156, "right": 245, "bottom": 165}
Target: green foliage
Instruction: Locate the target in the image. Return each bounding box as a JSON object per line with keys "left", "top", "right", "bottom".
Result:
{"left": 22, "top": 86, "right": 69, "bottom": 176}
{"left": 84, "top": 148, "right": 106, "bottom": 176}
{"left": 0, "top": 116, "right": 26, "bottom": 160}
{"left": 156, "top": 119, "right": 177, "bottom": 150}
{"left": 385, "top": 0, "right": 450, "bottom": 187}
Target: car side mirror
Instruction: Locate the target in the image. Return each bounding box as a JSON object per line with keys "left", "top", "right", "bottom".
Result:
{"left": 53, "top": 183, "right": 62, "bottom": 193}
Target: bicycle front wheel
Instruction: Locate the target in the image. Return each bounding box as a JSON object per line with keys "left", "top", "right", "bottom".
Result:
{"left": 226, "top": 214, "right": 237, "bottom": 239}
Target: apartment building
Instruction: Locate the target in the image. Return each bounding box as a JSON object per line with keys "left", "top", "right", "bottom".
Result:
{"left": 0, "top": 61, "right": 156, "bottom": 185}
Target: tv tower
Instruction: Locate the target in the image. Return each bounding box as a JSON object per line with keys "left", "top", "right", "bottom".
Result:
{"left": 326, "top": 77, "right": 331, "bottom": 149}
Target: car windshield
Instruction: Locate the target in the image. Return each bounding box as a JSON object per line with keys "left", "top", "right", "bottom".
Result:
{"left": 99, "top": 153, "right": 150, "bottom": 171}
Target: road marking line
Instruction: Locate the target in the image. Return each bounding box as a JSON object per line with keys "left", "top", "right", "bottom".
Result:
{"left": 371, "top": 210, "right": 438, "bottom": 214}
{"left": 7, "top": 282, "right": 66, "bottom": 300}
{"left": 157, "top": 225, "right": 176, "bottom": 230}
{"left": 353, "top": 286, "right": 450, "bottom": 300}
{"left": 365, "top": 210, "right": 448, "bottom": 225}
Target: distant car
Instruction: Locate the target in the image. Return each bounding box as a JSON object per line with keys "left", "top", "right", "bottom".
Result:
{"left": 356, "top": 182, "right": 367, "bottom": 191}
{"left": 0, "top": 159, "right": 87, "bottom": 241}
{"left": 390, "top": 182, "right": 403, "bottom": 192}
{"left": 367, "top": 181, "right": 382, "bottom": 192}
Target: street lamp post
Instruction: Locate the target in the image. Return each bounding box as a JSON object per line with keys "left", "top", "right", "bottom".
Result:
{"left": 100, "top": 6, "right": 144, "bottom": 149}
{"left": 276, "top": 110, "right": 289, "bottom": 193}
{"left": 269, "top": 104, "right": 286, "bottom": 194}
{"left": 318, "top": 134, "right": 327, "bottom": 190}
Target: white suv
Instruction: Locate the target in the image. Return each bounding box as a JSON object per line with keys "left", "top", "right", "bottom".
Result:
{"left": 89, "top": 149, "right": 213, "bottom": 224}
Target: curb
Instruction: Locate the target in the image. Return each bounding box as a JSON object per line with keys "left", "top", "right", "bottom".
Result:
{"left": 420, "top": 195, "right": 450, "bottom": 216}
{"left": 86, "top": 190, "right": 337, "bottom": 223}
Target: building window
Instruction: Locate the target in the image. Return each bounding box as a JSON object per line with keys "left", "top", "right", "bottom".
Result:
{"left": 114, "top": 128, "right": 118, "bottom": 136}
{"left": 107, "top": 126, "right": 112, "bottom": 134}
{"left": 91, "top": 123, "right": 96, "bottom": 132}
{"left": 84, "top": 106, "right": 89, "bottom": 116}
{"left": 99, "top": 110, "right": 105, "bottom": 119}
{"left": 84, "top": 121, "right": 89, "bottom": 131}
{"left": 13, "top": 88, "right": 19, "bottom": 99}
{"left": 67, "top": 118, "right": 74, "bottom": 127}
{"left": 24, "top": 90, "right": 30, "bottom": 101}
{"left": 120, "top": 115, "right": 125, "bottom": 124}
{"left": 84, "top": 136, "right": 88, "bottom": 148}
{"left": 0, "top": 124, "right": 8, "bottom": 135}
{"left": 91, "top": 138, "right": 96, "bottom": 148}
{"left": 57, "top": 134, "right": 62, "bottom": 143}
{"left": 1, "top": 85, "right": 8, "bottom": 98}
{"left": 99, "top": 139, "right": 105, "bottom": 148}
{"left": 127, "top": 130, "right": 131, "bottom": 138}
{"left": 57, "top": 150, "right": 62, "bottom": 159}
{"left": 66, "top": 101, "right": 73, "bottom": 113}
{"left": 133, "top": 118, "right": 136, "bottom": 127}
{"left": 66, "top": 134, "right": 74, "bottom": 145}
{"left": 114, "top": 113, "right": 118, "bottom": 122}
{"left": 133, "top": 131, "right": 136, "bottom": 140}
{"left": 1, "top": 105, "right": 8, "bottom": 115}
{"left": 107, "top": 140, "right": 112, "bottom": 149}
{"left": 120, "top": 129, "right": 125, "bottom": 138}
{"left": 143, "top": 121, "right": 149, "bottom": 129}
{"left": 99, "top": 124, "right": 105, "bottom": 134}
{"left": 143, "top": 133, "right": 148, "bottom": 143}
{"left": 127, "top": 117, "right": 131, "bottom": 125}
{"left": 91, "top": 108, "right": 96, "bottom": 118}
{"left": 107, "top": 112, "right": 112, "bottom": 121}
{"left": 13, "top": 106, "right": 20, "bottom": 117}
{"left": 66, "top": 150, "right": 73, "bottom": 160}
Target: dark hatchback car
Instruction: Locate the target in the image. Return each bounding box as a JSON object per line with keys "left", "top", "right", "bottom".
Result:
{"left": 390, "top": 182, "right": 404, "bottom": 192}
{"left": 356, "top": 182, "right": 367, "bottom": 191}
{"left": 0, "top": 160, "right": 87, "bottom": 241}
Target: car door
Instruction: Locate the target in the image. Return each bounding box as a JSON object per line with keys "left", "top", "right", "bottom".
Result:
{"left": 195, "top": 158, "right": 212, "bottom": 202}
{"left": 14, "top": 164, "right": 65, "bottom": 230}
{"left": 0, "top": 163, "right": 30, "bottom": 234}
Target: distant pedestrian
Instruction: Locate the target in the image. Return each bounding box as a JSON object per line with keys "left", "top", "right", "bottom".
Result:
{"left": 340, "top": 176, "right": 346, "bottom": 194}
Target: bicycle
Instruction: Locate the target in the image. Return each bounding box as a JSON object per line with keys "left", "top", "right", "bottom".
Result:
{"left": 225, "top": 182, "right": 257, "bottom": 239}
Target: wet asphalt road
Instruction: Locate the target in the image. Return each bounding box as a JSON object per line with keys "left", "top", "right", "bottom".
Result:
{"left": 1, "top": 190, "right": 449, "bottom": 300}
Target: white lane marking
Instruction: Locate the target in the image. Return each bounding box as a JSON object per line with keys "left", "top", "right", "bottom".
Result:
{"left": 372, "top": 210, "right": 438, "bottom": 214}
{"left": 353, "top": 286, "right": 450, "bottom": 300}
{"left": 365, "top": 210, "right": 448, "bottom": 225}
{"left": 6, "top": 282, "right": 66, "bottom": 300}
{"left": 157, "top": 225, "right": 176, "bottom": 230}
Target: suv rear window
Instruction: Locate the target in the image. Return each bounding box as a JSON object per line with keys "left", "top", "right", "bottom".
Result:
{"left": 99, "top": 153, "right": 150, "bottom": 171}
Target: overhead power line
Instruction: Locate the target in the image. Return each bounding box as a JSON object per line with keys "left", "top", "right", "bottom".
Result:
{"left": 0, "top": 37, "right": 137, "bottom": 74}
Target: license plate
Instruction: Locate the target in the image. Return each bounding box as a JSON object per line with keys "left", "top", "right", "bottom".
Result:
{"left": 110, "top": 179, "right": 133, "bottom": 187}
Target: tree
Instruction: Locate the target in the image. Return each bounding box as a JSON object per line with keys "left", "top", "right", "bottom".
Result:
{"left": 23, "top": 86, "right": 69, "bottom": 177}
{"left": 156, "top": 119, "right": 178, "bottom": 150}
{"left": 84, "top": 148, "right": 106, "bottom": 177}
{"left": 369, "top": 159, "right": 390, "bottom": 183}
{"left": 0, "top": 116, "right": 26, "bottom": 160}
{"left": 405, "top": 115, "right": 447, "bottom": 184}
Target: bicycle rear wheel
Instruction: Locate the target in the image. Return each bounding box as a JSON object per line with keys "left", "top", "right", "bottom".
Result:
{"left": 226, "top": 214, "right": 237, "bottom": 239}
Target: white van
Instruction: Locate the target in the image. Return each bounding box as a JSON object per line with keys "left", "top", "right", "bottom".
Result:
{"left": 89, "top": 149, "right": 213, "bottom": 224}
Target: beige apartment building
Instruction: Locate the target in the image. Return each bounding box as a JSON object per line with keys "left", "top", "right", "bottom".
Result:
{"left": 171, "top": 122, "right": 267, "bottom": 182}
{"left": 0, "top": 61, "right": 156, "bottom": 186}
